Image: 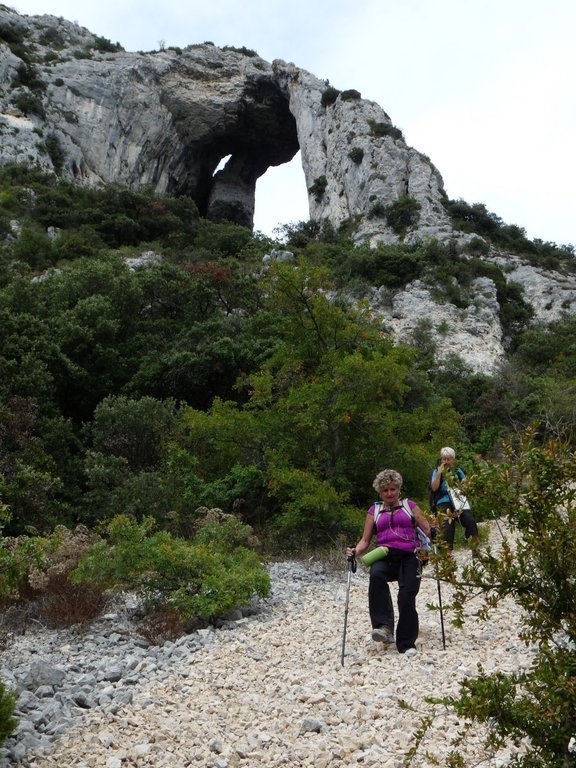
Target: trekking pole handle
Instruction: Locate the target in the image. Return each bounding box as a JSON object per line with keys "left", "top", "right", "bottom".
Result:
{"left": 347, "top": 550, "right": 357, "bottom": 573}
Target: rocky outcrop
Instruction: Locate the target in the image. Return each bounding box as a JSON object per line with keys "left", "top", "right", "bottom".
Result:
{"left": 0, "top": 7, "right": 450, "bottom": 242}
{"left": 2, "top": 7, "right": 576, "bottom": 375}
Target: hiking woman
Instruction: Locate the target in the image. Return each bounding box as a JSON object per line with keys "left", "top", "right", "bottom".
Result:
{"left": 346, "top": 469, "right": 431, "bottom": 657}
{"left": 430, "top": 446, "right": 479, "bottom": 551}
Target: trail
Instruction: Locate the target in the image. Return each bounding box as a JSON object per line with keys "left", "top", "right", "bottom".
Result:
{"left": 15, "top": 524, "right": 525, "bottom": 767}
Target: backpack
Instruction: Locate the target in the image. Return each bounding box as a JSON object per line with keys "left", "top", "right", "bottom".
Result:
{"left": 373, "top": 498, "right": 431, "bottom": 563}
{"left": 428, "top": 470, "right": 445, "bottom": 512}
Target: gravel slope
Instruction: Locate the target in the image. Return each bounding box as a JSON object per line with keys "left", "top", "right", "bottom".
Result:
{"left": 6, "top": 522, "right": 528, "bottom": 767}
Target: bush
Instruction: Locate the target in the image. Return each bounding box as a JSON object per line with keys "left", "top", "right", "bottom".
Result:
{"left": 367, "top": 119, "right": 404, "bottom": 141}
{"left": 0, "top": 525, "right": 108, "bottom": 627}
{"left": 45, "top": 133, "right": 65, "bottom": 173}
{"left": 308, "top": 175, "right": 328, "bottom": 201}
{"left": 321, "top": 86, "right": 341, "bottom": 107}
{"left": 72, "top": 512, "right": 270, "bottom": 622}
{"left": 12, "top": 92, "right": 45, "bottom": 118}
{"left": 348, "top": 147, "right": 364, "bottom": 164}
{"left": 222, "top": 45, "right": 258, "bottom": 57}
{"left": 0, "top": 683, "right": 16, "bottom": 747}
{"left": 93, "top": 36, "right": 123, "bottom": 53}
{"left": 385, "top": 195, "right": 421, "bottom": 235}
{"left": 340, "top": 89, "right": 361, "bottom": 101}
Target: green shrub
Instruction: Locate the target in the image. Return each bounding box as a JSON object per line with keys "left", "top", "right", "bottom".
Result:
{"left": 367, "top": 119, "right": 404, "bottom": 141}
{"left": 340, "top": 89, "right": 361, "bottom": 101}
{"left": 465, "top": 236, "right": 490, "bottom": 255}
{"left": 367, "top": 201, "right": 386, "bottom": 219}
{"left": 0, "top": 525, "right": 107, "bottom": 627}
{"left": 72, "top": 512, "right": 270, "bottom": 622}
{"left": 0, "top": 525, "right": 108, "bottom": 627}
{"left": 429, "top": 430, "right": 576, "bottom": 767}
{"left": 308, "top": 175, "right": 328, "bottom": 201}
{"left": 0, "top": 683, "right": 16, "bottom": 747}
{"left": 0, "top": 22, "right": 27, "bottom": 47}
{"left": 45, "top": 133, "right": 65, "bottom": 172}
{"left": 12, "top": 92, "right": 45, "bottom": 118}
{"left": 348, "top": 147, "right": 364, "bottom": 164}
{"left": 222, "top": 45, "right": 258, "bottom": 57}
{"left": 12, "top": 226, "right": 56, "bottom": 269}
{"left": 93, "top": 36, "right": 123, "bottom": 53}
{"left": 12, "top": 63, "right": 46, "bottom": 92}
{"left": 321, "top": 86, "right": 341, "bottom": 107}
{"left": 385, "top": 195, "right": 421, "bottom": 235}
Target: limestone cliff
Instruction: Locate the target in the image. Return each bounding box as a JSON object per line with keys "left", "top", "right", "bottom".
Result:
{"left": 1, "top": 7, "right": 575, "bottom": 374}
{"left": 0, "top": 7, "right": 450, "bottom": 242}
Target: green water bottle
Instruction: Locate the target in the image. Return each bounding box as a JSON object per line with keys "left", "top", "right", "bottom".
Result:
{"left": 361, "top": 546, "right": 389, "bottom": 566}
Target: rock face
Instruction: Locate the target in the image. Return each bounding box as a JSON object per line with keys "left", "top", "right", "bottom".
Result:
{"left": 1, "top": 7, "right": 576, "bottom": 373}
{"left": 0, "top": 7, "right": 450, "bottom": 241}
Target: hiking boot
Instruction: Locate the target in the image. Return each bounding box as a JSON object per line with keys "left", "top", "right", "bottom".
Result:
{"left": 403, "top": 647, "right": 417, "bottom": 657}
{"left": 371, "top": 626, "right": 394, "bottom": 643}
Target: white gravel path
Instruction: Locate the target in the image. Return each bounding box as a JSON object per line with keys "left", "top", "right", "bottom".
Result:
{"left": 17, "top": 522, "right": 528, "bottom": 767}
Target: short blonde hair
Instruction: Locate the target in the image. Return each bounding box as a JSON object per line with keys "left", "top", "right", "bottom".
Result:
{"left": 440, "top": 447, "right": 456, "bottom": 459}
{"left": 373, "top": 469, "right": 403, "bottom": 492}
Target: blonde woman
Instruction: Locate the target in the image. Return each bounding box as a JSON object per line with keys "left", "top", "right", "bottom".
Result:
{"left": 347, "top": 469, "right": 431, "bottom": 657}
{"left": 430, "top": 447, "right": 479, "bottom": 551}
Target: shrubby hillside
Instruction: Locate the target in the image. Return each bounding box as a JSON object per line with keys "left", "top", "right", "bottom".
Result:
{"left": 1, "top": 164, "right": 576, "bottom": 767}
{"left": 1, "top": 165, "right": 576, "bottom": 541}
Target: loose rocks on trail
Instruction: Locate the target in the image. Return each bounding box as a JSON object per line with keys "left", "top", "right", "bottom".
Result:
{"left": 0, "top": 523, "right": 528, "bottom": 767}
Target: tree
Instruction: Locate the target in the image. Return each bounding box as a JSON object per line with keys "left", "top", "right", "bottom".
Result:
{"left": 173, "top": 260, "right": 461, "bottom": 546}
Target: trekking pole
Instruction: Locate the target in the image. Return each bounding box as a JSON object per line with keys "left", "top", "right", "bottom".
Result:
{"left": 340, "top": 551, "right": 357, "bottom": 666}
{"left": 491, "top": 510, "right": 505, "bottom": 539}
{"left": 433, "top": 544, "right": 446, "bottom": 650}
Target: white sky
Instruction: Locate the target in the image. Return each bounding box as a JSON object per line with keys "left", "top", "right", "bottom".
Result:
{"left": 10, "top": 0, "right": 576, "bottom": 247}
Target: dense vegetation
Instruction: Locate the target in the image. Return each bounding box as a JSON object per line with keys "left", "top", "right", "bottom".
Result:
{"left": 1, "top": 164, "right": 576, "bottom": 759}
{"left": 2, "top": 164, "right": 576, "bottom": 541}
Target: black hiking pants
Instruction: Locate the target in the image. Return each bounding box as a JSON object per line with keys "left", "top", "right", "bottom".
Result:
{"left": 438, "top": 504, "right": 479, "bottom": 548}
{"left": 368, "top": 548, "right": 422, "bottom": 653}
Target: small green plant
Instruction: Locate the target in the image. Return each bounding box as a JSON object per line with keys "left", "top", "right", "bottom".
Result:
{"left": 321, "top": 86, "right": 341, "bottom": 107}
{"left": 222, "top": 45, "right": 258, "bottom": 57}
{"left": 465, "top": 236, "right": 490, "bottom": 255}
{"left": 93, "top": 36, "right": 123, "bottom": 53}
{"left": 348, "top": 147, "right": 364, "bottom": 164}
{"left": 38, "top": 28, "right": 65, "bottom": 48}
{"left": 13, "top": 92, "right": 45, "bottom": 118}
{"left": 72, "top": 512, "right": 270, "bottom": 622}
{"left": 340, "top": 89, "right": 361, "bottom": 101}
{"left": 385, "top": 195, "right": 421, "bottom": 235}
{"left": 12, "top": 63, "right": 46, "bottom": 92}
{"left": 0, "top": 683, "right": 16, "bottom": 747}
{"left": 45, "top": 133, "right": 65, "bottom": 172}
{"left": 367, "top": 119, "right": 404, "bottom": 140}
{"left": 0, "top": 525, "right": 108, "bottom": 627}
{"left": 308, "top": 175, "right": 328, "bottom": 201}
{"left": 368, "top": 201, "right": 387, "bottom": 219}
{"left": 73, "top": 49, "right": 93, "bottom": 60}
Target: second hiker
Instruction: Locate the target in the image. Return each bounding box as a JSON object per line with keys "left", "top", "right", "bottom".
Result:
{"left": 429, "top": 446, "right": 479, "bottom": 552}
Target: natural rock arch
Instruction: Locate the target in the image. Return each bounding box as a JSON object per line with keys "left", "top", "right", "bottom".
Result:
{"left": 0, "top": 8, "right": 453, "bottom": 243}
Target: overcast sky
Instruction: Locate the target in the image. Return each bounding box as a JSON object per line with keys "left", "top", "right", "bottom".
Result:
{"left": 10, "top": 0, "right": 576, "bottom": 246}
